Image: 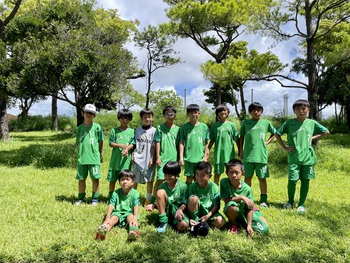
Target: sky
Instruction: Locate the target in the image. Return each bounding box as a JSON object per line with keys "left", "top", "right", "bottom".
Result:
{"left": 7, "top": 0, "right": 335, "bottom": 118}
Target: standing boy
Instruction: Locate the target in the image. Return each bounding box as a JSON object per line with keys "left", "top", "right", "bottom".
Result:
{"left": 239, "top": 102, "right": 276, "bottom": 207}
{"left": 220, "top": 159, "right": 269, "bottom": 236}
{"left": 208, "top": 104, "right": 239, "bottom": 185}
{"left": 147, "top": 106, "right": 180, "bottom": 211}
{"left": 95, "top": 170, "right": 140, "bottom": 241}
{"left": 187, "top": 162, "right": 225, "bottom": 230}
{"left": 132, "top": 108, "right": 156, "bottom": 206}
{"left": 275, "top": 99, "right": 329, "bottom": 214}
{"left": 156, "top": 161, "right": 189, "bottom": 233}
{"left": 179, "top": 104, "right": 209, "bottom": 185}
{"left": 75, "top": 104, "right": 104, "bottom": 206}
{"left": 107, "top": 109, "right": 134, "bottom": 199}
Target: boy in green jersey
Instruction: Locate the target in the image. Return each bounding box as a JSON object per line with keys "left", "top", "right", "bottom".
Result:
{"left": 156, "top": 161, "right": 189, "bottom": 233}
{"left": 179, "top": 104, "right": 210, "bottom": 185}
{"left": 220, "top": 159, "right": 269, "bottom": 236}
{"left": 147, "top": 106, "right": 180, "bottom": 211}
{"left": 239, "top": 102, "right": 276, "bottom": 208}
{"left": 276, "top": 99, "right": 329, "bottom": 214}
{"left": 208, "top": 104, "right": 239, "bottom": 185}
{"left": 107, "top": 109, "right": 135, "bottom": 199}
{"left": 187, "top": 162, "right": 225, "bottom": 230}
{"left": 95, "top": 170, "right": 140, "bottom": 241}
{"left": 75, "top": 104, "right": 104, "bottom": 206}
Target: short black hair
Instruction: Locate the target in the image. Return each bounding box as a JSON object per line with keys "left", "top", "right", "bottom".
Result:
{"left": 163, "top": 161, "right": 181, "bottom": 177}
{"left": 163, "top": 106, "right": 177, "bottom": 115}
{"left": 248, "top": 102, "right": 264, "bottom": 113}
{"left": 215, "top": 104, "right": 230, "bottom": 116}
{"left": 140, "top": 108, "right": 153, "bottom": 118}
{"left": 118, "top": 170, "right": 135, "bottom": 182}
{"left": 117, "top": 109, "right": 133, "bottom": 120}
{"left": 196, "top": 162, "right": 212, "bottom": 175}
{"left": 226, "top": 159, "right": 244, "bottom": 173}
{"left": 186, "top": 104, "right": 200, "bottom": 113}
{"left": 292, "top": 99, "right": 310, "bottom": 110}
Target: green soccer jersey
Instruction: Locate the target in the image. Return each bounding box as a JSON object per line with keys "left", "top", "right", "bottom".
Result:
{"left": 220, "top": 178, "right": 253, "bottom": 213}
{"left": 180, "top": 122, "right": 209, "bottom": 163}
{"left": 108, "top": 127, "right": 135, "bottom": 171}
{"left": 158, "top": 179, "right": 188, "bottom": 207}
{"left": 210, "top": 121, "right": 239, "bottom": 165}
{"left": 277, "top": 118, "right": 329, "bottom": 165}
{"left": 76, "top": 122, "right": 104, "bottom": 165}
{"left": 240, "top": 119, "right": 276, "bottom": 163}
{"left": 188, "top": 181, "right": 220, "bottom": 211}
{"left": 109, "top": 188, "right": 140, "bottom": 214}
{"left": 154, "top": 123, "right": 180, "bottom": 163}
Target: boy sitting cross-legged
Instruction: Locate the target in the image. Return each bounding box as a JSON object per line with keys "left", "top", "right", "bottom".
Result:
{"left": 220, "top": 159, "right": 269, "bottom": 236}
{"left": 156, "top": 161, "right": 189, "bottom": 233}
{"left": 95, "top": 170, "right": 140, "bottom": 241}
{"left": 187, "top": 162, "right": 225, "bottom": 231}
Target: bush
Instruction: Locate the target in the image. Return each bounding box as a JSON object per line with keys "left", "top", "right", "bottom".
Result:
{"left": 9, "top": 115, "right": 75, "bottom": 132}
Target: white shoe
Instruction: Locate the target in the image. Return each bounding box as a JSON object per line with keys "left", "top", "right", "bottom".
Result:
{"left": 283, "top": 203, "right": 292, "bottom": 209}
{"left": 260, "top": 202, "right": 268, "bottom": 208}
{"left": 297, "top": 206, "right": 306, "bottom": 214}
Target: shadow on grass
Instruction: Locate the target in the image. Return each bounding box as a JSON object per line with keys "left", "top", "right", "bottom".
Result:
{"left": 11, "top": 132, "right": 74, "bottom": 143}
{"left": 55, "top": 194, "right": 110, "bottom": 205}
{"left": 0, "top": 143, "right": 77, "bottom": 168}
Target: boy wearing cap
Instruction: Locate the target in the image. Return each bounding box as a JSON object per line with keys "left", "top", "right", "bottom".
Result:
{"left": 75, "top": 104, "right": 104, "bottom": 205}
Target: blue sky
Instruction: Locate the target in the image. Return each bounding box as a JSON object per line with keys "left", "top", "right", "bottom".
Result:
{"left": 8, "top": 0, "right": 336, "bottom": 118}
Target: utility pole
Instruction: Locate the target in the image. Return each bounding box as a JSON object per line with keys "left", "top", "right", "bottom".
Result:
{"left": 251, "top": 89, "right": 254, "bottom": 104}
{"left": 184, "top": 89, "right": 187, "bottom": 109}
{"left": 283, "top": 93, "right": 289, "bottom": 116}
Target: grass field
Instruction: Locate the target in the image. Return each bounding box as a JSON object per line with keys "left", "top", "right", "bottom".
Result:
{"left": 1, "top": 131, "right": 349, "bottom": 263}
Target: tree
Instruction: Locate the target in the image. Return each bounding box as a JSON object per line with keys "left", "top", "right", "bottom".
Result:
{"left": 258, "top": 0, "right": 350, "bottom": 120}
{"left": 0, "top": 0, "right": 22, "bottom": 140}
{"left": 6, "top": 0, "right": 139, "bottom": 126}
{"left": 134, "top": 25, "right": 181, "bottom": 108}
{"left": 163, "top": 0, "right": 273, "bottom": 107}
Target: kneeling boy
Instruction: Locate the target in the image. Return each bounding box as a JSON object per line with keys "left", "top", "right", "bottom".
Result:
{"left": 220, "top": 159, "right": 269, "bottom": 236}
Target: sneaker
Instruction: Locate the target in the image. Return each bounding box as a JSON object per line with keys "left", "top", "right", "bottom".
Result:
{"left": 283, "top": 202, "right": 293, "bottom": 209}
{"left": 95, "top": 224, "right": 108, "bottom": 240}
{"left": 128, "top": 230, "right": 139, "bottom": 241}
{"left": 228, "top": 224, "right": 239, "bottom": 234}
{"left": 297, "top": 206, "right": 306, "bottom": 215}
{"left": 91, "top": 199, "right": 98, "bottom": 206}
{"left": 260, "top": 202, "right": 268, "bottom": 208}
{"left": 144, "top": 200, "right": 151, "bottom": 206}
{"left": 75, "top": 200, "right": 83, "bottom": 206}
{"left": 157, "top": 222, "right": 168, "bottom": 233}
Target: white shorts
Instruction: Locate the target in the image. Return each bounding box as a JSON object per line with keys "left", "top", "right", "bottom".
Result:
{"left": 133, "top": 163, "right": 155, "bottom": 184}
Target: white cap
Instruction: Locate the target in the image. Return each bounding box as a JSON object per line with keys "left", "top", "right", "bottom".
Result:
{"left": 83, "top": 104, "right": 97, "bottom": 115}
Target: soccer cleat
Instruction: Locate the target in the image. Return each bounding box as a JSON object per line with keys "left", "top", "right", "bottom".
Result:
{"left": 128, "top": 230, "right": 139, "bottom": 241}
{"left": 283, "top": 203, "right": 293, "bottom": 209}
{"left": 91, "top": 199, "right": 98, "bottom": 206}
{"left": 297, "top": 206, "right": 306, "bottom": 215}
{"left": 260, "top": 202, "right": 268, "bottom": 208}
{"left": 228, "top": 224, "right": 239, "bottom": 234}
{"left": 95, "top": 224, "right": 108, "bottom": 240}
{"left": 157, "top": 222, "right": 168, "bottom": 233}
{"left": 75, "top": 200, "right": 83, "bottom": 206}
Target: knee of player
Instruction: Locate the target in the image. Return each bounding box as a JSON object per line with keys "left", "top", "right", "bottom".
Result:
{"left": 213, "top": 216, "right": 225, "bottom": 229}
{"left": 156, "top": 189, "right": 167, "bottom": 199}
{"left": 176, "top": 221, "right": 189, "bottom": 232}
{"left": 188, "top": 195, "right": 199, "bottom": 204}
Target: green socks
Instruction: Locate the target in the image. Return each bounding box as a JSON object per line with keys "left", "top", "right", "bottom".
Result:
{"left": 78, "top": 192, "right": 86, "bottom": 201}
{"left": 158, "top": 213, "right": 168, "bottom": 223}
{"left": 298, "top": 178, "right": 310, "bottom": 207}
{"left": 260, "top": 194, "right": 268, "bottom": 203}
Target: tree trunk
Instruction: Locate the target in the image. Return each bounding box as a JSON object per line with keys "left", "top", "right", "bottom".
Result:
{"left": 51, "top": 95, "right": 58, "bottom": 131}
{"left": 0, "top": 97, "right": 9, "bottom": 141}
{"left": 239, "top": 85, "right": 246, "bottom": 116}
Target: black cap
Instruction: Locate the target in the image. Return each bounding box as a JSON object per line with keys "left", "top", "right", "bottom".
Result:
{"left": 190, "top": 221, "right": 209, "bottom": 237}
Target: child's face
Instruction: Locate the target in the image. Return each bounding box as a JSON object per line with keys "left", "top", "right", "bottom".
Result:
{"left": 294, "top": 105, "right": 309, "bottom": 120}
{"left": 195, "top": 169, "right": 210, "bottom": 188}
{"left": 163, "top": 110, "right": 176, "bottom": 122}
{"left": 141, "top": 113, "right": 153, "bottom": 126}
{"left": 226, "top": 165, "right": 244, "bottom": 185}
{"left": 187, "top": 110, "right": 200, "bottom": 123}
{"left": 250, "top": 108, "right": 262, "bottom": 120}
{"left": 217, "top": 109, "right": 229, "bottom": 120}
{"left": 164, "top": 173, "right": 177, "bottom": 185}
{"left": 82, "top": 111, "right": 95, "bottom": 121}
{"left": 119, "top": 176, "right": 134, "bottom": 189}
{"left": 119, "top": 117, "right": 131, "bottom": 126}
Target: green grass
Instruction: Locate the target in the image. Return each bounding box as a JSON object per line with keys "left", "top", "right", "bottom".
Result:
{"left": 0, "top": 132, "right": 349, "bottom": 263}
